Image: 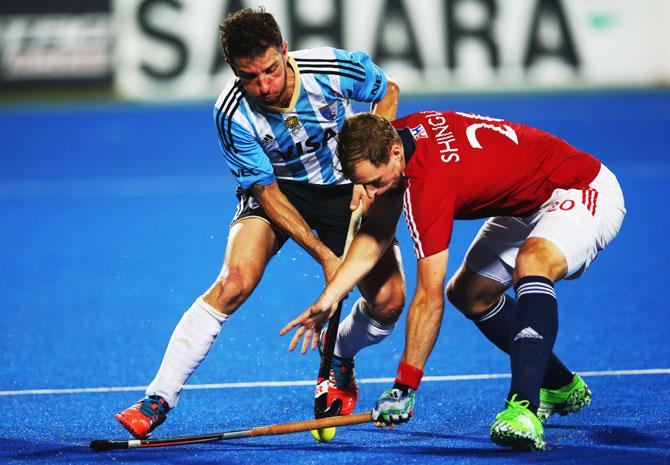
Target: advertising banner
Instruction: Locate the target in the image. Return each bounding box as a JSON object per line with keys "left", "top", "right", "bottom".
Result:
{"left": 114, "top": 0, "right": 669, "bottom": 98}
{"left": 0, "top": 0, "right": 113, "bottom": 89}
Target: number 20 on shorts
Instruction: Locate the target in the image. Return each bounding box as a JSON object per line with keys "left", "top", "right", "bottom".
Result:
{"left": 547, "top": 199, "right": 575, "bottom": 212}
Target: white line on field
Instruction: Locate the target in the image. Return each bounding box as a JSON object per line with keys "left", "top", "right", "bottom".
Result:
{"left": 1, "top": 368, "right": 668, "bottom": 397}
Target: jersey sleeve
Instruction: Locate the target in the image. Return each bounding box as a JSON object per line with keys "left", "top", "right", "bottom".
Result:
{"left": 332, "top": 48, "right": 388, "bottom": 103}
{"left": 403, "top": 177, "right": 456, "bottom": 259}
{"left": 213, "top": 107, "right": 276, "bottom": 190}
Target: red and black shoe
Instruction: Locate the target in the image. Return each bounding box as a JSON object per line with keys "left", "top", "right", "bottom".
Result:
{"left": 318, "top": 328, "right": 358, "bottom": 415}
{"left": 328, "top": 356, "right": 358, "bottom": 415}
{"left": 114, "top": 395, "right": 170, "bottom": 439}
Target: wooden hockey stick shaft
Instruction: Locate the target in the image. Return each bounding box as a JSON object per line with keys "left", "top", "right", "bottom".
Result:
{"left": 92, "top": 204, "right": 369, "bottom": 452}
{"left": 343, "top": 202, "right": 364, "bottom": 256}
{"left": 90, "top": 412, "right": 372, "bottom": 451}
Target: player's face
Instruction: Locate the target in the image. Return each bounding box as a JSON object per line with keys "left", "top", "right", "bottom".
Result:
{"left": 232, "top": 42, "right": 290, "bottom": 107}
{"left": 352, "top": 148, "right": 405, "bottom": 199}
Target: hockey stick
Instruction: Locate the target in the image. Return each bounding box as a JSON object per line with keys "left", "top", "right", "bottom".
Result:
{"left": 90, "top": 412, "right": 372, "bottom": 451}
{"left": 314, "top": 202, "right": 364, "bottom": 418}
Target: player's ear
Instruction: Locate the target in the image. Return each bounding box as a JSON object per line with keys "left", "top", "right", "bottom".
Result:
{"left": 281, "top": 42, "right": 289, "bottom": 58}
{"left": 390, "top": 143, "right": 403, "bottom": 162}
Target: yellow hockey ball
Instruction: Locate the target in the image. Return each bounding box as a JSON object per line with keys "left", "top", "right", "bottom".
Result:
{"left": 310, "top": 427, "right": 336, "bottom": 443}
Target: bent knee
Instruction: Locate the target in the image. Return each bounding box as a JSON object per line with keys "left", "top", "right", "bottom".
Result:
{"left": 203, "top": 268, "right": 256, "bottom": 314}
{"left": 445, "top": 280, "right": 468, "bottom": 312}
{"left": 513, "top": 237, "right": 567, "bottom": 283}
{"left": 446, "top": 276, "right": 504, "bottom": 317}
{"left": 445, "top": 281, "right": 481, "bottom": 316}
{"left": 366, "top": 284, "right": 406, "bottom": 325}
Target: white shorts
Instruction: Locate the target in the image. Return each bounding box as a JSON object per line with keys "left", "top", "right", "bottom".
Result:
{"left": 464, "top": 164, "right": 626, "bottom": 288}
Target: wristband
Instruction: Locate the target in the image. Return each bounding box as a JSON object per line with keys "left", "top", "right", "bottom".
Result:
{"left": 395, "top": 361, "right": 424, "bottom": 391}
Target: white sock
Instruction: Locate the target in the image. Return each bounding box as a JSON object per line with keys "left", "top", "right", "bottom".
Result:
{"left": 146, "top": 296, "right": 228, "bottom": 408}
{"left": 334, "top": 297, "right": 396, "bottom": 359}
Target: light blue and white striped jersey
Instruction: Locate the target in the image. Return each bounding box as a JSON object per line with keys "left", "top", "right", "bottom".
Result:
{"left": 214, "top": 47, "right": 388, "bottom": 189}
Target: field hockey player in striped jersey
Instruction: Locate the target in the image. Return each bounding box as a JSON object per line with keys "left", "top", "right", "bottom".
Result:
{"left": 114, "top": 7, "right": 406, "bottom": 440}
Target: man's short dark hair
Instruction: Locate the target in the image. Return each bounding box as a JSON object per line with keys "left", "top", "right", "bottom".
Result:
{"left": 337, "top": 113, "right": 400, "bottom": 180}
{"left": 219, "top": 7, "right": 283, "bottom": 63}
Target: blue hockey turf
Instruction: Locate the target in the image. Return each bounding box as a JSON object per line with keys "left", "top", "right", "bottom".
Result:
{"left": 1, "top": 89, "right": 669, "bottom": 464}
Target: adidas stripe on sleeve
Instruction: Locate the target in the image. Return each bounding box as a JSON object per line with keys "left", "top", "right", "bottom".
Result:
{"left": 213, "top": 47, "right": 389, "bottom": 189}
{"left": 214, "top": 82, "right": 276, "bottom": 190}
{"left": 294, "top": 48, "right": 387, "bottom": 104}
{"left": 336, "top": 49, "right": 387, "bottom": 103}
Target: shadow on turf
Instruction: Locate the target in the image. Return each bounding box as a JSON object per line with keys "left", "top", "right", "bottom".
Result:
{"left": 0, "top": 439, "right": 240, "bottom": 465}
{"left": 1, "top": 436, "right": 502, "bottom": 463}
{"left": 3, "top": 424, "right": 668, "bottom": 464}
{"left": 545, "top": 423, "right": 669, "bottom": 447}
{"left": 0, "top": 434, "right": 667, "bottom": 465}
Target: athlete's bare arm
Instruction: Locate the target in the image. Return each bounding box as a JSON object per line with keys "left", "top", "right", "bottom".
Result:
{"left": 372, "top": 78, "right": 399, "bottom": 121}
{"left": 401, "top": 249, "right": 449, "bottom": 369}
{"left": 251, "top": 181, "right": 341, "bottom": 282}
{"left": 279, "top": 190, "right": 404, "bottom": 352}
{"left": 319, "top": 189, "right": 403, "bottom": 308}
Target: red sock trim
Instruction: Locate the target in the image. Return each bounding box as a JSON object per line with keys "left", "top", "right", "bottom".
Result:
{"left": 395, "top": 361, "right": 424, "bottom": 390}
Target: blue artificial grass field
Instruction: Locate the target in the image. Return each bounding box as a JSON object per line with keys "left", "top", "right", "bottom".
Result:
{"left": 1, "top": 89, "right": 669, "bottom": 464}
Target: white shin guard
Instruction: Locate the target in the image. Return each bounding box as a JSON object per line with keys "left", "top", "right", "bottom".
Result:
{"left": 145, "top": 296, "right": 228, "bottom": 408}
{"left": 334, "top": 297, "right": 396, "bottom": 359}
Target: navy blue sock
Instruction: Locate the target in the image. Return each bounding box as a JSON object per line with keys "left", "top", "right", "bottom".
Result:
{"left": 509, "top": 276, "right": 558, "bottom": 413}
{"left": 469, "top": 294, "right": 572, "bottom": 390}
{"left": 468, "top": 294, "right": 515, "bottom": 354}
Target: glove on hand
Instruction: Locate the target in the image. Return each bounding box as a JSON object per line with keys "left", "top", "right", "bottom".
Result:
{"left": 371, "top": 383, "right": 415, "bottom": 426}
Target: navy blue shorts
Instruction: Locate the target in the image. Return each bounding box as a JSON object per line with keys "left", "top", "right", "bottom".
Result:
{"left": 232, "top": 180, "right": 355, "bottom": 257}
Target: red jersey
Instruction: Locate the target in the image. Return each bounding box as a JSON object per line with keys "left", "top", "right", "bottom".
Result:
{"left": 394, "top": 111, "right": 601, "bottom": 259}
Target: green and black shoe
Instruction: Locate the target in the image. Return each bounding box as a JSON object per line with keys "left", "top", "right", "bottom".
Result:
{"left": 538, "top": 373, "right": 592, "bottom": 423}
{"left": 490, "top": 394, "right": 546, "bottom": 451}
